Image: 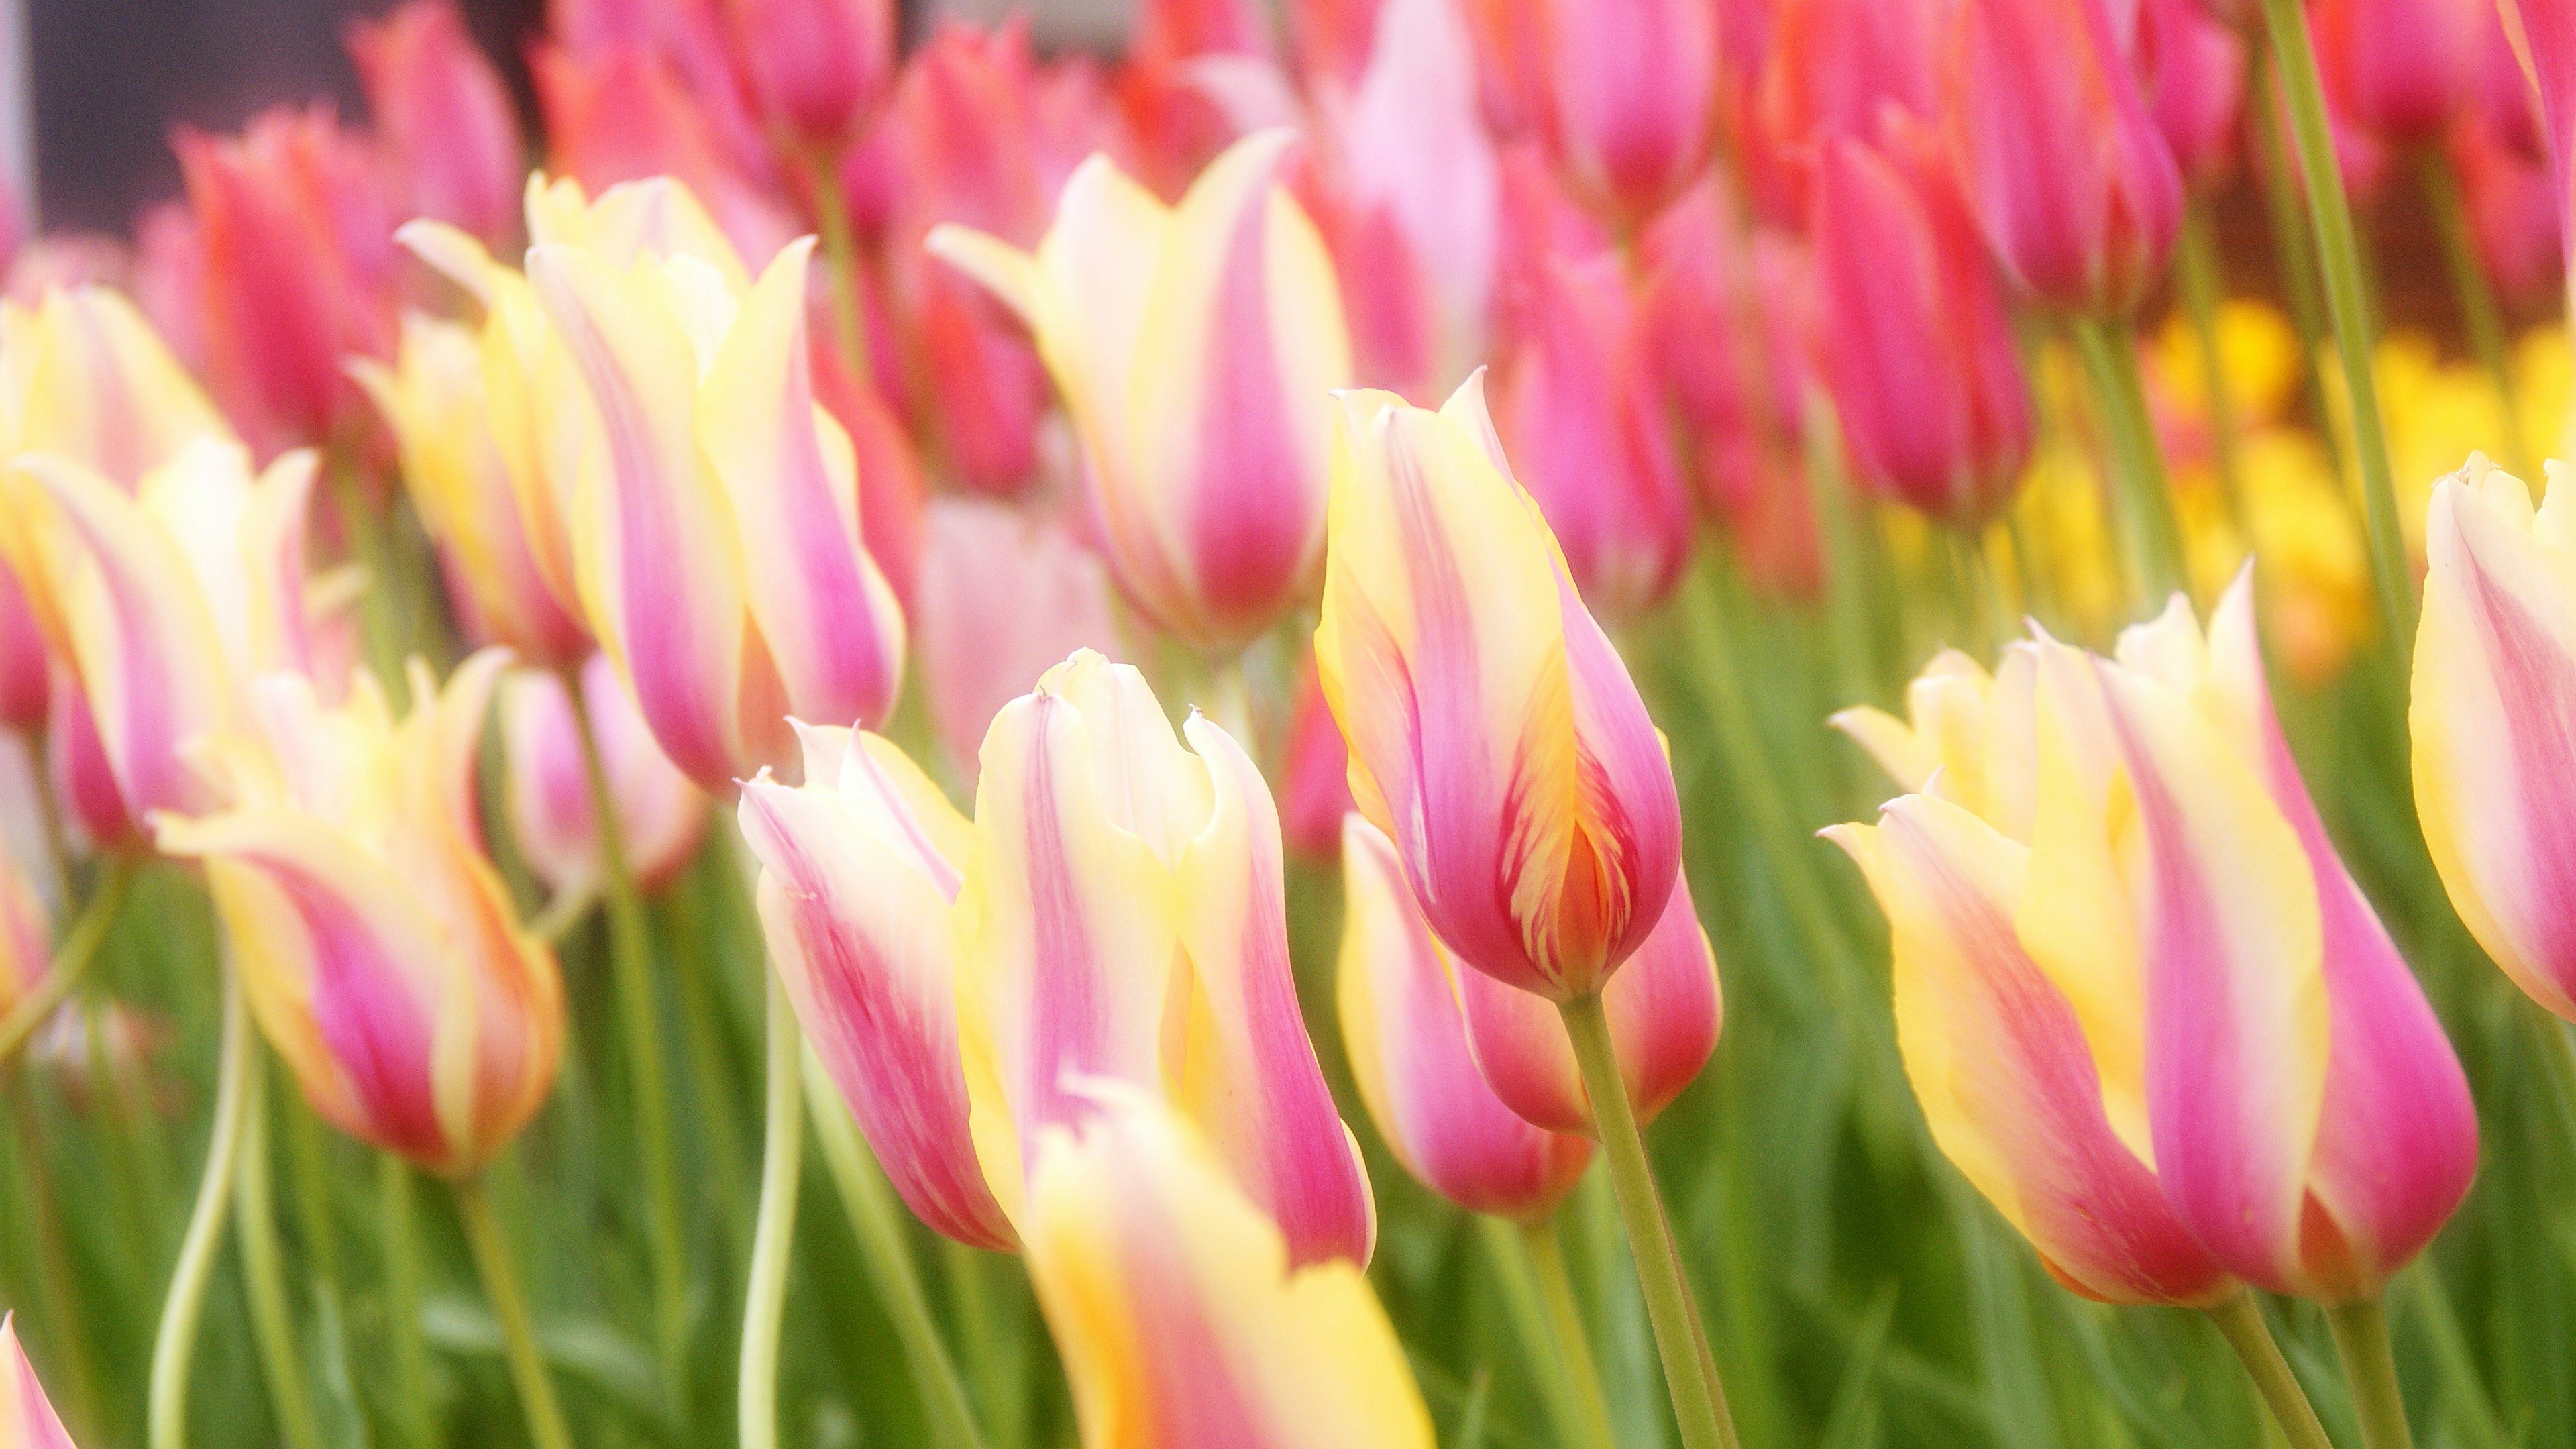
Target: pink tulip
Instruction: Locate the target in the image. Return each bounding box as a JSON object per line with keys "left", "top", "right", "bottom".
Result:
{"left": 2138, "top": 0, "right": 2245, "bottom": 187}
{"left": 1489, "top": 0, "right": 1723, "bottom": 229}
{"left": 808, "top": 329, "right": 926, "bottom": 607}
{"left": 721, "top": 0, "right": 895, "bottom": 152}
{"left": 1945, "top": 0, "right": 2184, "bottom": 315}
{"left": 914, "top": 497, "right": 1121, "bottom": 777}
{"left": 2452, "top": 109, "right": 2565, "bottom": 305}
{"left": 529, "top": 42, "right": 798, "bottom": 267}
{"left": 500, "top": 655, "right": 709, "bottom": 900}
{"left": 1279, "top": 664, "right": 1357, "bottom": 862}
{"left": 0, "top": 1314, "right": 78, "bottom": 1449}
{"left": 0, "top": 563, "right": 43, "bottom": 731}
{"left": 346, "top": 1, "right": 526, "bottom": 247}
{"left": 1743, "top": 0, "right": 1944, "bottom": 223}
{"left": 47, "top": 679, "right": 134, "bottom": 852}
{"left": 1809, "top": 124, "right": 2034, "bottom": 527}
{"left": 2312, "top": 0, "right": 2485, "bottom": 146}
{"left": 2498, "top": 1, "right": 2576, "bottom": 301}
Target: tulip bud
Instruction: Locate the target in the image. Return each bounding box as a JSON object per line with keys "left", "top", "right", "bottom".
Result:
{"left": 1507, "top": 0, "right": 1723, "bottom": 229}
{"left": 1743, "top": 0, "right": 1945, "bottom": 223}
{"left": 1022, "top": 1089, "right": 1434, "bottom": 1449}
{"left": 1490, "top": 251, "right": 1695, "bottom": 620}
{"left": 346, "top": 0, "right": 526, "bottom": 247}
{"left": 1809, "top": 127, "right": 2034, "bottom": 527}
{"left": 1338, "top": 816, "right": 1595, "bottom": 1220}
{"left": 2138, "top": 0, "right": 2245, "bottom": 188}
{"left": 1316, "top": 378, "right": 1683, "bottom": 1002}
{"left": 2414, "top": 458, "right": 2576, "bottom": 1022}
{"left": 1279, "top": 665, "right": 1357, "bottom": 862}
{"left": 500, "top": 655, "right": 707, "bottom": 899}
{"left": 0, "top": 563, "right": 43, "bottom": 731}
{"left": 355, "top": 313, "right": 589, "bottom": 669}
{"left": 158, "top": 653, "right": 565, "bottom": 1177}
{"left": 957, "top": 651, "right": 1375, "bottom": 1266}
{"left": 1945, "top": 0, "right": 2185, "bottom": 315}
{"left": 2496, "top": 1, "right": 2575, "bottom": 301}
{"left": 2311, "top": 0, "right": 2485, "bottom": 145}
{"left": 915, "top": 498, "right": 1120, "bottom": 780}
{"left": 0, "top": 1313, "right": 78, "bottom": 1448}
{"left": 928, "top": 130, "right": 1352, "bottom": 657}
{"left": 2451, "top": 110, "right": 2563, "bottom": 307}
{"left": 528, "top": 179, "right": 906, "bottom": 786}
{"left": 722, "top": 0, "right": 895, "bottom": 153}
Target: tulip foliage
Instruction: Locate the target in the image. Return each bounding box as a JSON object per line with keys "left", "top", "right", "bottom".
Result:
{"left": 1, "top": 1, "right": 2575, "bottom": 1449}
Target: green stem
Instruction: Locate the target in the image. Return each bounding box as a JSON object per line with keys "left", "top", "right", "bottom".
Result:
{"left": 2326, "top": 1296, "right": 2416, "bottom": 1449}
{"left": 803, "top": 1050, "right": 988, "bottom": 1449}
{"left": 1474, "top": 1216, "right": 1587, "bottom": 1449}
{"left": 2175, "top": 204, "right": 2247, "bottom": 523}
{"left": 329, "top": 459, "right": 405, "bottom": 696}
{"left": 2416, "top": 150, "right": 2532, "bottom": 479}
{"left": 0, "top": 860, "right": 132, "bottom": 1066}
{"left": 2070, "top": 315, "right": 2189, "bottom": 608}
{"left": 2404, "top": 1265, "right": 2509, "bottom": 1449}
{"left": 376, "top": 1156, "right": 437, "bottom": 1449}
{"left": 563, "top": 672, "right": 690, "bottom": 1408}
{"left": 2206, "top": 1291, "right": 2334, "bottom": 1449}
{"left": 235, "top": 1049, "right": 323, "bottom": 1449}
{"left": 1523, "top": 1214, "right": 1623, "bottom": 1449}
{"left": 941, "top": 1238, "right": 1021, "bottom": 1449}
{"left": 2245, "top": 30, "right": 2345, "bottom": 480}
{"left": 1554, "top": 993, "right": 1738, "bottom": 1449}
{"left": 453, "top": 1175, "right": 576, "bottom": 1449}
{"left": 149, "top": 959, "right": 256, "bottom": 1449}
{"left": 806, "top": 149, "right": 873, "bottom": 394}
{"left": 2255, "top": 0, "right": 2413, "bottom": 661}
{"left": 740, "top": 960, "right": 804, "bottom": 1449}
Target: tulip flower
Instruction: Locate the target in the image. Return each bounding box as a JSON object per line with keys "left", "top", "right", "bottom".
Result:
{"left": 0, "top": 566, "right": 42, "bottom": 731}
{"left": 1945, "top": 0, "right": 2185, "bottom": 316}
{"left": 1489, "top": 250, "right": 1694, "bottom": 620}
{"left": 1315, "top": 378, "right": 1682, "bottom": 1002}
{"left": 722, "top": 0, "right": 896, "bottom": 154}
{"left": 2451, "top": 109, "right": 2564, "bottom": 307}
{"left": 46, "top": 681, "right": 132, "bottom": 850}
{"left": 1741, "top": 0, "right": 1945, "bottom": 223}
{"left": 2310, "top": 0, "right": 2483, "bottom": 146}
{"left": 158, "top": 651, "right": 565, "bottom": 1177}
{"left": 346, "top": 0, "right": 525, "bottom": 247}
{"left": 2413, "top": 458, "right": 2576, "bottom": 1020}
{"left": 914, "top": 497, "right": 1120, "bottom": 778}
{"left": 1279, "top": 665, "right": 1357, "bottom": 862}
{"left": 2139, "top": 0, "right": 2245, "bottom": 188}
{"left": 737, "top": 720, "right": 1018, "bottom": 1250}
{"left": 928, "top": 129, "right": 1352, "bottom": 657}
{"left": 527, "top": 181, "right": 906, "bottom": 787}
{"left": 0, "top": 286, "right": 229, "bottom": 487}
{"left": 2497, "top": 1, "right": 2575, "bottom": 299}
{"left": 0, "top": 1315, "right": 77, "bottom": 1449}
{"left": 500, "top": 655, "right": 707, "bottom": 900}
{"left": 1809, "top": 125, "right": 2035, "bottom": 527}
{"left": 1473, "top": 0, "right": 1721, "bottom": 229}
{"left": 172, "top": 106, "right": 400, "bottom": 455}
{"left": 1021, "top": 1087, "right": 1434, "bottom": 1449}
{"left": 955, "top": 651, "right": 1375, "bottom": 1265}
{"left": 6, "top": 440, "right": 319, "bottom": 823}
{"left": 355, "top": 313, "right": 590, "bottom": 669}
{"left": 1339, "top": 815, "right": 1595, "bottom": 1221}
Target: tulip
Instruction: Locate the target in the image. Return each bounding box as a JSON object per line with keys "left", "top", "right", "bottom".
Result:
{"left": 1483, "top": 0, "right": 1721, "bottom": 229}
{"left": 2451, "top": 108, "right": 2564, "bottom": 307}
{"left": 1945, "top": 0, "right": 2185, "bottom": 315}
{"left": 914, "top": 497, "right": 1120, "bottom": 777}
{"left": 1809, "top": 125, "right": 2035, "bottom": 527}
{"left": 2413, "top": 458, "right": 2576, "bottom": 1021}
{"left": 354, "top": 313, "right": 590, "bottom": 669}
{"left": 1278, "top": 664, "right": 1356, "bottom": 862}
{"left": 1021, "top": 1088, "right": 1434, "bottom": 1449}
{"left": 2139, "top": 0, "right": 2245, "bottom": 187}
{"left": 0, "top": 1314, "right": 77, "bottom": 1449}
{"left": 158, "top": 651, "right": 564, "bottom": 1177}
{"left": 1452, "top": 861, "right": 1720, "bottom": 1136}
{"left": 1315, "top": 378, "right": 1682, "bottom": 1002}
{"left": 955, "top": 651, "right": 1375, "bottom": 1265}
{"left": 171, "top": 107, "right": 400, "bottom": 455}
{"left": 1338, "top": 815, "right": 1594, "bottom": 1220}
{"left": 345, "top": 0, "right": 526, "bottom": 247}
{"left": 1741, "top": 0, "right": 1945, "bottom": 223}
{"left": 1489, "top": 250, "right": 1695, "bottom": 620}
{"left": 808, "top": 326, "right": 927, "bottom": 606}
{"left": 737, "top": 720, "right": 1018, "bottom": 1250}
{"left": 0, "top": 565, "right": 42, "bottom": 731}
{"left": 2310, "top": 0, "right": 2483, "bottom": 146}
{"left": 722, "top": 0, "right": 896, "bottom": 154}
{"left": 0, "top": 286, "right": 229, "bottom": 487}
{"left": 2497, "top": 1, "right": 2575, "bottom": 301}
{"left": 500, "top": 655, "right": 707, "bottom": 899}
{"left": 928, "top": 129, "right": 1352, "bottom": 657}
{"left": 5, "top": 440, "right": 319, "bottom": 823}
{"left": 46, "top": 680, "right": 132, "bottom": 850}
{"left": 527, "top": 180, "right": 906, "bottom": 787}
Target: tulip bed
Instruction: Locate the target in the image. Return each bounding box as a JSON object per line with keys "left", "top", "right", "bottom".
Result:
{"left": 0, "top": 1, "right": 2573, "bottom": 1448}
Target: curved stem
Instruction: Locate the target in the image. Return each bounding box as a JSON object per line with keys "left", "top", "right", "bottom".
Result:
{"left": 235, "top": 1047, "right": 323, "bottom": 1449}
{"left": 1556, "top": 993, "right": 1738, "bottom": 1449}
{"left": 1523, "top": 1213, "right": 1623, "bottom": 1449}
{"left": 527, "top": 883, "right": 597, "bottom": 945}
{"left": 0, "top": 859, "right": 133, "bottom": 1066}
{"left": 2206, "top": 1291, "right": 2334, "bottom": 1449}
{"left": 2327, "top": 1296, "right": 2416, "bottom": 1449}
{"left": 804, "top": 1050, "right": 987, "bottom": 1449}
{"left": 740, "top": 960, "right": 804, "bottom": 1449}
{"left": 2416, "top": 150, "right": 2532, "bottom": 479}
{"left": 377, "top": 1155, "right": 438, "bottom": 1449}
{"left": 2070, "top": 315, "right": 2188, "bottom": 609}
{"left": 453, "top": 1175, "right": 576, "bottom": 1449}
{"left": 805, "top": 148, "right": 872, "bottom": 394}
{"left": 564, "top": 675, "right": 690, "bottom": 1407}
{"left": 2254, "top": 0, "right": 2412, "bottom": 661}
{"left": 149, "top": 959, "right": 256, "bottom": 1449}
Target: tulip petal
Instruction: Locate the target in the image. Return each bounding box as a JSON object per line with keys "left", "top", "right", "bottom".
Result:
{"left": 0, "top": 1315, "right": 79, "bottom": 1449}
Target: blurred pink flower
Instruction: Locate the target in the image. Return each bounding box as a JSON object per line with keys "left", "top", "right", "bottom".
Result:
{"left": 914, "top": 497, "right": 1120, "bottom": 777}
{"left": 347, "top": 0, "right": 526, "bottom": 247}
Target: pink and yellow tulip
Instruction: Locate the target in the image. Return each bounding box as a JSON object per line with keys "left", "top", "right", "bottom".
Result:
{"left": 0, "top": 566, "right": 43, "bottom": 731}
{"left": 1339, "top": 815, "right": 1594, "bottom": 1222}
{"left": 0, "top": 286, "right": 229, "bottom": 488}
{"left": 500, "top": 654, "right": 708, "bottom": 899}
{"left": 0, "top": 1316, "right": 77, "bottom": 1449}
{"left": 1314, "top": 378, "right": 1682, "bottom": 1002}
{"left": 526, "top": 176, "right": 906, "bottom": 787}
{"left": 1022, "top": 1087, "right": 1434, "bottom": 1449}
{"left": 927, "top": 130, "right": 1351, "bottom": 657}
{"left": 158, "top": 652, "right": 562, "bottom": 1176}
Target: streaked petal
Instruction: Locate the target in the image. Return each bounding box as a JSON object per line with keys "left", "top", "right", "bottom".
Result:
{"left": 0, "top": 1314, "right": 80, "bottom": 1449}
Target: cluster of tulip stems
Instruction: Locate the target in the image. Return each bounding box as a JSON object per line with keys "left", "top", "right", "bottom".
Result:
{"left": 1, "top": 0, "right": 2575, "bottom": 1445}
